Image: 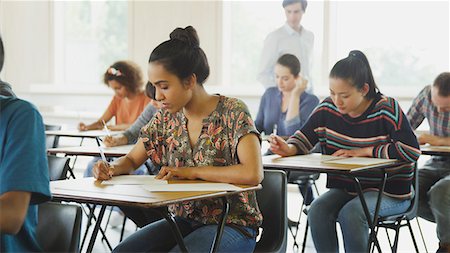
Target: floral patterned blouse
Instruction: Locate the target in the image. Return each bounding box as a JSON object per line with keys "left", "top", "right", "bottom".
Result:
{"left": 140, "top": 95, "right": 263, "bottom": 229}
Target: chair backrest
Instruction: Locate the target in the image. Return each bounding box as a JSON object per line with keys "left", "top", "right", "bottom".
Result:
{"left": 255, "top": 170, "right": 287, "bottom": 253}
{"left": 47, "top": 155, "right": 70, "bottom": 181}
{"left": 379, "top": 164, "right": 419, "bottom": 222}
{"left": 45, "top": 124, "right": 61, "bottom": 149}
{"left": 37, "top": 202, "right": 82, "bottom": 253}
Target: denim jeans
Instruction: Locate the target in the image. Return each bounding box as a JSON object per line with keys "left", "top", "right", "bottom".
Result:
{"left": 418, "top": 157, "right": 450, "bottom": 244}
{"left": 308, "top": 188, "right": 411, "bottom": 253}
{"left": 113, "top": 217, "right": 257, "bottom": 253}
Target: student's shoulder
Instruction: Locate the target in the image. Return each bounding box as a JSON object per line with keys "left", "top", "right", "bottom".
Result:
{"left": 0, "top": 95, "right": 38, "bottom": 114}
{"left": 265, "top": 26, "right": 288, "bottom": 40}
{"left": 263, "top": 87, "right": 279, "bottom": 96}
{"left": 221, "top": 96, "right": 250, "bottom": 112}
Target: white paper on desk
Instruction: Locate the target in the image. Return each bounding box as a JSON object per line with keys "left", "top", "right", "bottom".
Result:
{"left": 322, "top": 157, "right": 396, "bottom": 166}
{"left": 141, "top": 183, "right": 243, "bottom": 192}
{"left": 276, "top": 154, "right": 338, "bottom": 162}
{"left": 101, "top": 175, "right": 167, "bottom": 185}
{"left": 421, "top": 145, "right": 450, "bottom": 151}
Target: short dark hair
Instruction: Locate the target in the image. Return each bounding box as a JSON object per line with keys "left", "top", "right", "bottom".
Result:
{"left": 148, "top": 26, "right": 210, "bottom": 85}
{"left": 103, "top": 60, "right": 144, "bottom": 94}
{"left": 0, "top": 35, "right": 4, "bottom": 73}
{"left": 277, "top": 54, "right": 301, "bottom": 76}
{"left": 433, "top": 72, "right": 450, "bottom": 97}
{"left": 330, "top": 50, "right": 379, "bottom": 99}
{"left": 282, "top": 0, "right": 307, "bottom": 11}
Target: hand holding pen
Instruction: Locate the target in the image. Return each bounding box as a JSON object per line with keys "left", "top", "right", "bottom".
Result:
{"left": 93, "top": 137, "right": 114, "bottom": 180}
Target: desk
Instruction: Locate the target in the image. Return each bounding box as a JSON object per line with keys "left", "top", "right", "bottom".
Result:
{"left": 48, "top": 145, "right": 133, "bottom": 158}
{"left": 45, "top": 129, "right": 124, "bottom": 139}
{"left": 51, "top": 178, "right": 261, "bottom": 253}
{"left": 262, "top": 154, "right": 406, "bottom": 252}
{"left": 420, "top": 145, "right": 450, "bottom": 156}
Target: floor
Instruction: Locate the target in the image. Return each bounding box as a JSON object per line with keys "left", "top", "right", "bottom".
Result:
{"left": 60, "top": 137, "right": 439, "bottom": 253}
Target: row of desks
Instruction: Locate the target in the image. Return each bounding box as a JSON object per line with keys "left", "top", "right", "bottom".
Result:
{"left": 46, "top": 129, "right": 450, "bottom": 253}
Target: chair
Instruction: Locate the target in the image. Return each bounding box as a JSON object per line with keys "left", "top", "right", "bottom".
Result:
{"left": 45, "top": 124, "right": 61, "bottom": 149}
{"left": 254, "top": 170, "right": 287, "bottom": 253}
{"left": 37, "top": 202, "right": 82, "bottom": 253}
{"left": 47, "top": 155, "right": 70, "bottom": 181}
{"left": 374, "top": 165, "right": 420, "bottom": 253}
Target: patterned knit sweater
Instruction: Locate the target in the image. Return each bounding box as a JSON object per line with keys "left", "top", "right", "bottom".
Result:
{"left": 287, "top": 93, "right": 421, "bottom": 197}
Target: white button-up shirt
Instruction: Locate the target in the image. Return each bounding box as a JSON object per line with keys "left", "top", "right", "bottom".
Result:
{"left": 258, "top": 23, "right": 314, "bottom": 92}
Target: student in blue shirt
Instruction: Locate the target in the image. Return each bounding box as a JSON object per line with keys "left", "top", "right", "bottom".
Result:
{"left": 0, "top": 35, "right": 51, "bottom": 252}
{"left": 256, "top": 53, "right": 319, "bottom": 208}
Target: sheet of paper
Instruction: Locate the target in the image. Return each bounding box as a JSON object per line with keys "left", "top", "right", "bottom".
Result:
{"left": 421, "top": 145, "right": 450, "bottom": 151}
{"left": 276, "top": 154, "right": 339, "bottom": 163}
{"left": 141, "top": 183, "right": 243, "bottom": 192}
{"left": 322, "top": 157, "right": 397, "bottom": 166}
{"left": 101, "top": 175, "right": 167, "bottom": 185}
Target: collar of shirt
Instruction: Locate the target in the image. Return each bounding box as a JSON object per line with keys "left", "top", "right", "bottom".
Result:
{"left": 283, "top": 23, "right": 303, "bottom": 36}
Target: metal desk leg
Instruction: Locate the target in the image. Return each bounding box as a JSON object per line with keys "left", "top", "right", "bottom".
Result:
{"left": 353, "top": 172, "right": 387, "bottom": 253}
{"left": 86, "top": 205, "right": 107, "bottom": 253}
{"left": 210, "top": 196, "right": 230, "bottom": 253}
{"left": 157, "top": 208, "right": 188, "bottom": 253}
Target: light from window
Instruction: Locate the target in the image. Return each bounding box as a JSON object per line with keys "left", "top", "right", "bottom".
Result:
{"left": 54, "top": 1, "right": 128, "bottom": 86}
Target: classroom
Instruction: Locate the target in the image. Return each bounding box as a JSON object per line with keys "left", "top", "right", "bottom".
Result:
{"left": 1, "top": 1, "right": 449, "bottom": 253}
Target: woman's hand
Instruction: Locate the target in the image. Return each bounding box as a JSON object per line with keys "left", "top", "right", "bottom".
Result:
{"left": 92, "top": 160, "right": 114, "bottom": 180}
{"left": 78, "top": 122, "right": 88, "bottom": 131}
{"left": 104, "top": 135, "right": 128, "bottom": 147}
{"left": 155, "top": 166, "right": 196, "bottom": 180}
{"left": 293, "top": 75, "right": 308, "bottom": 95}
{"left": 418, "top": 133, "right": 442, "bottom": 146}
{"left": 332, "top": 147, "right": 373, "bottom": 157}
{"left": 269, "top": 134, "right": 297, "bottom": 157}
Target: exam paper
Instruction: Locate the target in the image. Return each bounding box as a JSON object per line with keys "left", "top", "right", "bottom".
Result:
{"left": 101, "top": 175, "right": 167, "bottom": 185}
{"left": 141, "top": 183, "right": 243, "bottom": 192}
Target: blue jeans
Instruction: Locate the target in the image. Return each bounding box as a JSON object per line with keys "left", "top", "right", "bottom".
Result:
{"left": 418, "top": 157, "right": 450, "bottom": 244}
{"left": 113, "top": 217, "right": 257, "bottom": 253}
{"left": 308, "top": 188, "right": 411, "bottom": 253}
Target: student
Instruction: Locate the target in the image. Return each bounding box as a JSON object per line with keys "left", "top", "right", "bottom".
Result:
{"left": 103, "top": 82, "right": 159, "bottom": 148}
{"left": 407, "top": 72, "right": 450, "bottom": 253}
{"left": 269, "top": 50, "right": 421, "bottom": 252}
{"left": 0, "top": 35, "right": 51, "bottom": 252}
{"left": 258, "top": 0, "right": 314, "bottom": 92}
{"left": 256, "top": 53, "right": 318, "bottom": 206}
{"left": 82, "top": 62, "right": 151, "bottom": 177}
{"left": 94, "top": 26, "right": 263, "bottom": 253}
{"left": 78, "top": 60, "right": 151, "bottom": 131}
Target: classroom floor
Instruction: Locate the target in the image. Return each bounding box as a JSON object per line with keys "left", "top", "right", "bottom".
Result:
{"left": 64, "top": 138, "right": 438, "bottom": 253}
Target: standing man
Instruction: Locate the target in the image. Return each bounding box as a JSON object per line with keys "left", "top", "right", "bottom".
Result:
{"left": 0, "top": 35, "right": 51, "bottom": 252}
{"left": 258, "top": 0, "right": 314, "bottom": 92}
{"left": 407, "top": 72, "right": 450, "bottom": 253}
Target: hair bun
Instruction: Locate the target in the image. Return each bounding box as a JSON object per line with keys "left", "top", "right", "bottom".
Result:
{"left": 169, "top": 26, "right": 200, "bottom": 48}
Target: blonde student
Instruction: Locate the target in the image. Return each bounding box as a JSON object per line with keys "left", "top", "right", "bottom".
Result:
{"left": 78, "top": 60, "right": 151, "bottom": 131}
{"left": 269, "top": 50, "right": 420, "bottom": 252}
{"left": 93, "top": 26, "right": 263, "bottom": 253}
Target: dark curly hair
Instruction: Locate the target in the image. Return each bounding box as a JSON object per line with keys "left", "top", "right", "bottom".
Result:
{"left": 103, "top": 61, "right": 144, "bottom": 94}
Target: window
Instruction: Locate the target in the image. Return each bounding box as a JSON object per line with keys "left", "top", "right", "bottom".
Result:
{"left": 328, "top": 1, "right": 449, "bottom": 96}
{"left": 53, "top": 1, "right": 128, "bottom": 86}
{"left": 222, "top": 1, "right": 324, "bottom": 90}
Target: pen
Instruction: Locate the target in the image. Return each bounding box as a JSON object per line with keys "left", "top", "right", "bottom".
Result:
{"left": 95, "top": 137, "right": 113, "bottom": 178}
{"left": 102, "top": 120, "right": 111, "bottom": 137}
{"left": 273, "top": 124, "right": 278, "bottom": 136}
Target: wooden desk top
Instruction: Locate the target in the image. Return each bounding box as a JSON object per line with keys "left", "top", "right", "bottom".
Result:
{"left": 45, "top": 129, "right": 123, "bottom": 138}
{"left": 50, "top": 178, "right": 261, "bottom": 209}
{"left": 47, "top": 145, "right": 133, "bottom": 157}
{"left": 420, "top": 145, "right": 450, "bottom": 156}
{"left": 262, "top": 154, "right": 402, "bottom": 173}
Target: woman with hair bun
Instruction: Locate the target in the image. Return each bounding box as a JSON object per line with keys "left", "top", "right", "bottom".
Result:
{"left": 94, "top": 26, "right": 263, "bottom": 252}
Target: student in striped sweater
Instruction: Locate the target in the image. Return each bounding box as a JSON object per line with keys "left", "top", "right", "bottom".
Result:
{"left": 269, "top": 50, "right": 421, "bottom": 253}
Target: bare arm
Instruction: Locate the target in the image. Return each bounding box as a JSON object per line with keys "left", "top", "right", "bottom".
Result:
{"left": 93, "top": 139, "right": 149, "bottom": 180}
{"left": 285, "top": 76, "right": 307, "bottom": 122}
{"left": 156, "top": 133, "right": 264, "bottom": 185}
{"left": 419, "top": 134, "right": 450, "bottom": 146}
{"left": 0, "top": 191, "right": 31, "bottom": 234}
{"left": 78, "top": 109, "right": 114, "bottom": 131}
